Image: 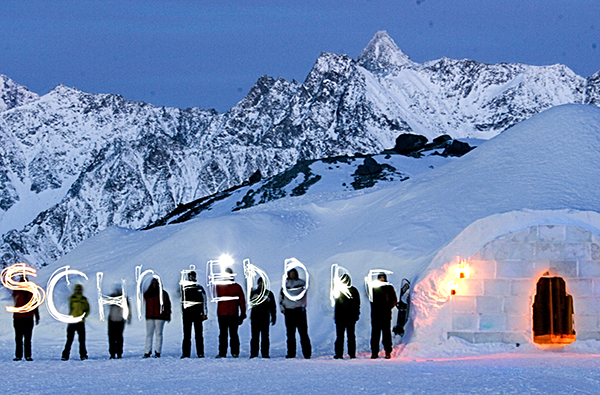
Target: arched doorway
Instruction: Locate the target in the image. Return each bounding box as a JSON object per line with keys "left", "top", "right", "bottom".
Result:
{"left": 532, "top": 275, "right": 576, "bottom": 345}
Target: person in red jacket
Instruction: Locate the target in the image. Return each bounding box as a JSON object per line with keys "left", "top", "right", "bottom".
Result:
{"left": 143, "top": 278, "right": 171, "bottom": 358}
{"left": 12, "top": 280, "right": 40, "bottom": 361}
{"left": 215, "top": 268, "right": 246, "bottom": 358}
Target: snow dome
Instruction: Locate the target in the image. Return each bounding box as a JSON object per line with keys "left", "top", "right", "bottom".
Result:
{"left": 411, "top": 210, "right": 600, "bottom": 346}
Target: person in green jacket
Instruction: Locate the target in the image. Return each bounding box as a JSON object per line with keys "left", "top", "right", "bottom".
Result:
{"left": 61, "top": 284, "right": 90, "bottom": 361}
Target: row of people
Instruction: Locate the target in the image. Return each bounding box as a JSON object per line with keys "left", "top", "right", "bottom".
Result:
{"left": 10, "top": 270, "right": 400, "bottom": 361}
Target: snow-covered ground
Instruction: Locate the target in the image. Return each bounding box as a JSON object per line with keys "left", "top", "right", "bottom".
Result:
{"left": 3, "top": 335, "right": 600, "bottom": 394}
{"left": 1, "top": 104, "right": 600, "bottom": 393}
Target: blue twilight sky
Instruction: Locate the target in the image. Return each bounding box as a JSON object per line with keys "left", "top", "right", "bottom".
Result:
{"left": 1, "top": 0, "right": 598, "bottom": 112}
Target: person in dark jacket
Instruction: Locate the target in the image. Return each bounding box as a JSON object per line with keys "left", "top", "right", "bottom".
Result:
{"left": 333, "top": 274, "right": 360, "bottom": 359}
{"left": 280, "top": 268, "right": 311, "bottom": 359}
{"left": 180, "top": 271, "right": 207, "bottom": 358}
{"left": 249, "top": 277, "right": 276, "bottom": 358}
{"left": 370, "top": 273, "right": 397, "bottom": 359}
{"left": 107, "top": 286, "right": 131, "bottom": 359}
{"left": 216, "top": 268, "right": 246, "bottom": 358}
{"left": 61, "top": 284, "right": 90, "bottom": 361}
{"left": 143, "top": 278, "right": 171, "bottom": 358}
{"left": 12, "top": 278, "right": 40, "bottom": 361}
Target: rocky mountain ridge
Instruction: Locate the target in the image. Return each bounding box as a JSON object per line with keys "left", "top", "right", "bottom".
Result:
{"left": 0, "top": 31, "right": 598, "bottom": 268}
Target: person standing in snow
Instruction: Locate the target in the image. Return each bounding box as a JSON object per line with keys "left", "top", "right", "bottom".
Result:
{"left": 333, "top": 274, "right": 360, "bottom": 359}
{"left": 370, "top": 273, "right": 397, "bottom": 359}
{"left": 61, "top": 284, "right": 90, "bottom": 361}
{"left": 12, "top": 276, "right": 40, "bottom": 361}
{"left": 216, "top": 268, "right": 246, "bottom": 358}
{"left": 180, "top": 271, "right": 207, "bottom": 358}
{"left": 249, "top": 277, "right": 276, "bottom": 358}
{"left": 280, "top": 268, "right": 312, "bottom": 359}
{"left": 107, "top": 286, "right": 131, "bottom": 359}
{"left": 143, "top": 278, "right": 171, "bottom": 358}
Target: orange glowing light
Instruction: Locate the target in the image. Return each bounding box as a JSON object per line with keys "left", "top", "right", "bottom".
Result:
{"left": 449, "top": 280, "right": 458, "bottom": 296}
{"left": 1, "top": 263, "right": 46, "bottom": 313}
{"left": 456, "top": 259, "right": 470, "bottom": 279}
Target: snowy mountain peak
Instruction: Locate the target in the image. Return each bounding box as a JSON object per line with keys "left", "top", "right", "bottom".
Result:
{"left": 357, "top": 30, "right": 413, "bottom": 73}
{"left": 0, "top": 74, "right": 39, "bottom": 112}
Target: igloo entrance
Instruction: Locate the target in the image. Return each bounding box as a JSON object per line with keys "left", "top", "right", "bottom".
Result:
{"left": 532, "top": 275, "right": 575, "bottom": 345}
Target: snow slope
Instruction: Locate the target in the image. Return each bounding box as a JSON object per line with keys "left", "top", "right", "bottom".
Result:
{"left": 0, "top": 104, "right": 599, "bottom": 393}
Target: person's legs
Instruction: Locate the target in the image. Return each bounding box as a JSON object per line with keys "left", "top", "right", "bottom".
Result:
{"left": 347, "top": 321, "right": 356, "bottom": 358}
{"left": 284, "top": 310, "right": 297, "bottom": 357}
{"left": 154, "top": 320, "right": 166, "bottom": 355}
{"left": 193, "top": 317, "right": 204, "bottom": 357}
{"left": 370, "top": 319, "right": 382, "bottom": 357}
{"left": 182, "top": 315, "right": 192, "bottom": 357}
{"left": 228, "top": 317, "right": 240, "bottom": 357}
{"left": 62, "top": 324, "right": 76, "bottom": 360}
{"left": 382, "top": 318, "right": 392, "bottom": 356}
{"left": 296, "top": 310, "right": 311, "bottom": 359}
{"left": 145, "top": 319, "right": 156, "bottom": 354}
{"left": 108, "top": 321, "right": 117, "bottom": 357}
{"left": 76, "top": 322, "right": 87, "bottom": 359}
{"left": 250, "top": 320, "right": 260, "bottom": 357}
{"left": 14, "top": 318, "right": 25, "bottom": 360}
{"left": 115, "top": 321, "right": 125, "bottom": 357}
{"left": 334, "top": 321, "right": 345, "bottom": 358}
{"left": 217, "top": 316, "right": 228, "bottom": 357}
{"left": 23, "top": 319, "right": 34, "bottom": 360}
{"left": 260, "top": 322, "right": 270, "bottom": 358}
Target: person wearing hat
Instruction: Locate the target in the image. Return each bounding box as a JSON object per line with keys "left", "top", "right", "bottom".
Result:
{"left": 61, "top": 284, "right": 90, "bottom": 361}
{"left": 333, "top": 274, "right": 360, "bottom": 359}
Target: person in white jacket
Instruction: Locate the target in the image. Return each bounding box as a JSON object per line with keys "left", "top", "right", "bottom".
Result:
{"left": 279, "top": 268, "right": 311, "bottom": 359}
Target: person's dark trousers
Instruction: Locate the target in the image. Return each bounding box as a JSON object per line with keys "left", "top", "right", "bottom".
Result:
{"left": 14, "top": 317, "right": 34, "bottom": 359}
{"left": 335, "top": 320, "right": 356, "bottom": 358}
{"left": 370, "top": 318, "right": 392, "bottom": 355}
{"left": 62, "top": 322, "right": 87, "bottom": 360}
{"left": 217, "top": 315, "right": 239, "bottom": 357}
{"left": 284, "top": 307, "right": 311, "bottom": 358}
{"left": 182, "top": 313, "right": 204, "bottom": 357}
{"left": 108, "top": 320, "right": 125, "bottom": 358}
{"left": 250, "top": 319, "right": 270, "bottom": 357}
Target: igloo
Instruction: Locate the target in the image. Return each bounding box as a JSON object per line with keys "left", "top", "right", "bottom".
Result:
{"left": 410, "top": 210, "right": 600, "bottom": 346}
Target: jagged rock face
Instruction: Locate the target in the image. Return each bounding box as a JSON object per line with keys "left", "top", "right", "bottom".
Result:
{"left": 0, "top": 75, "right": 39, "bottom": 112}
{"left": 586, "top": 72, "right": 600, "bottom": 105}
{"left": 357, "top": 32, "right": 589, "bottom": 140}
{"left": 0, "top": 31, "right": 598, "bottom": 268}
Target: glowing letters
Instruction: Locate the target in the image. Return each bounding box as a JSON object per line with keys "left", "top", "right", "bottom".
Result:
{"left": 330, "top": 264, "right": 352, "bottom": 307}
{"left": 46, "top": 266, "right": 89, "bottom": 323}
{"left": 0, "top": 263, "right": 46, "bottom": 313}
{"left": 243, "top": 259, "right": 270, "bottom": 308}
{"left": 180, "top": 265, "right": 203, "bottom": 310}
{"left": 281, "top": 258, "right": 309, "bottom": 302}
{"left": 364, "top": 269, "right": 393, "bottom": 302}
{"left": 96, "top": 272, "right": 129, "bottom": 321}
{"left": 206, "top": 255, "right": 238, "bottom": 303}
{"left": 135, "top": 265, "right": 164, "bottom": 321}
